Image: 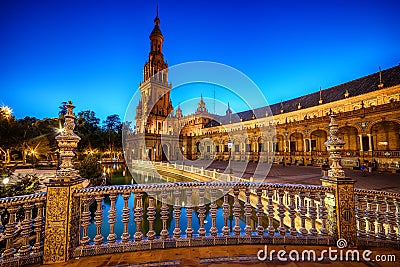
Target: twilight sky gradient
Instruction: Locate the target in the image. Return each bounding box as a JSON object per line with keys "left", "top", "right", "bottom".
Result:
{"left": 1, "top": 0, "right": 399, "bottom": 121}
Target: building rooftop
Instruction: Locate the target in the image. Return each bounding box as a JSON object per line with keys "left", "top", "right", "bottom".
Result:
{"left": 206, "top": 64, "right": 400, "bottom": 127}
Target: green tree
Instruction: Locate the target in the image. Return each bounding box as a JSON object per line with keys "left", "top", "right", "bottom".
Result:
{"left": 0, "top": 173, "right": 40, "bottom": 198}
{"left": 103, "top": 114, "right": 122, "bottom": 159}
{"left": 77, "top": 155, "right": 104, "bottom": 186}
{"left": 76, "top": 110, "right": 103, "bottom": 153}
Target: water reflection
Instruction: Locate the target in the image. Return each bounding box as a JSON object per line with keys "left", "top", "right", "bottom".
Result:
{"left": 87, "top": 164, "right": 276, "bottom": 240}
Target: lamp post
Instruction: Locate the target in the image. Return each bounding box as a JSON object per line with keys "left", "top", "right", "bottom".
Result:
{"left": 228, "top": 140, "right": 233, "bottom": 174}
{"left": 153, "top": 147, "right": 156, "bottom": 162}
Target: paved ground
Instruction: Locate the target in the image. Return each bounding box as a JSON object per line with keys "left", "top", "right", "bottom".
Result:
{"left": 173, "top": 161, "right": 400, "bottom": 193}
{"left": 40, "top": 244, "right": 400, "bottom": 267}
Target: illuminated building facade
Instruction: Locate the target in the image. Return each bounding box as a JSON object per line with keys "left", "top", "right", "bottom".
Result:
{"left": 128, "top": 13, "right": 400, "bottom": 172}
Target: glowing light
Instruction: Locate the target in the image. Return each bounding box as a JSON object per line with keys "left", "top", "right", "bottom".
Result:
{"left": 2, "top": 177, "right": 9, "bottom": 185}
{"left": 1, "top": 105, "right": 12, "bottom": 119}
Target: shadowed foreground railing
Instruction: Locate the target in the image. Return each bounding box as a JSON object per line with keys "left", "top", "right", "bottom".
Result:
{"left": 0, "top": 192, "right": 46, "bottom": 267}
{"left": 1, "top": 181, "right": 400, "bottom": 266}
{"left": 355, "top": 189, "right": 400, "bottom": 247}
{"left": 72, "top": 182, "right": 334, "bottom": 257}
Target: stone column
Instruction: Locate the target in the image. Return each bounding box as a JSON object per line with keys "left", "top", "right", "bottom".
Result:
{"left": 303, "top": 139, "right": 307, "bottom": 152}
{"left": 309, "top": 138, "right": 312, "bottom": 152}
{"left": 359, "top": 134, "right": 363, "bottom": 152}
{"left": 321, "top": 114, "right": 356, "bottom": 246}
{"left": 43, "top": 101, "right": 86, "bottom": 264}
{"left": 367, "top": 134, "right": 373, "bottom": 151}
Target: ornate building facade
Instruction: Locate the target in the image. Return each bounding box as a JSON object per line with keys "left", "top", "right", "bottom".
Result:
{"left": 127, "top": 13, "right": 400, "bottom": 172}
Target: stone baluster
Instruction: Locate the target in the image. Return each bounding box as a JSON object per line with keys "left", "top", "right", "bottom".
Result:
{"left": 209, "top": 188, "right": 218, "bottom": 237}
{"left": 173, "top": 190, "right": 181, "bottom": 239}
{"left": 32, "top": 201, "right": 44, "bottom": 253}
{"left": 134, "top": 192, "right": 144, "bottom": 241}
{"left": 277, "top": 189, "right": 286, "bottom": 236}
{"left": 185, "top": 188, "right": 194, "bottom": 238}
{"left": 355, "top": 195, "right": 365, "bottom": 238}
{"left": 222, "top": 193, "right": 230, "bottom": 236}
{"left": 374, "top": 196, "right": 385, "bottom": 239}
{"left": 2, "top": 205, "right": 18, "bottom": 259}
{"left": 365, "top": 195, "right": 375, "bottom": 238}
{"left": 198, "top": 188, "right": 206, "bottom": 237}
{"left": 256, "top": 188, "right": 264, "bottom": 236}
{"left": 394, "top": 198, "right": 400, "bottom": 241}
{"left": 233, "top": 188, "right": 241, "bottom": 236}
{"left": 298, "top": 191, "right": 308, "bottom": 236}
{"left": 267, "top": 188, "right": 275, "bottom": 236}
{"left": 19, "top": 203, "right": 34, "bottom": 255}
{"left": 80, "top": 197, "right": 91, "bottom": 246}
{"left": 244, "top": 188, "right": 252, "bottom": 236}
{"left": 147, "top": 192, "right": 156, "bottom": 241}
{"left": 107, "top": 193, "right": 117, "bottom": 243}
{"left": 384, "top": 197, "right": 396, "bottom": 240}
{"left": 160, "top": 191, "right": 169, "bottom": 240}
{"left": 288, "top": 191, "right": 297, "bottom": 236}
{"left": 308, "top": 192, "right": 318, "bottom": 236}
{"left": 121, "top": 192, "right": 131, "bottom": 243}
{"left": 93, "top": 195, "right": 104, "bottom": 245}
{"left": 318, "top": 191, "right": 328, "bottom": 235}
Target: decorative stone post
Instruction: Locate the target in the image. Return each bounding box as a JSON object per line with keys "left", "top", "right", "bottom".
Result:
{"left": 321, "top": 114, "right": 357, "bottom": 246}
{"left": 43, "top": 101, "right": 86, "bottom": 264}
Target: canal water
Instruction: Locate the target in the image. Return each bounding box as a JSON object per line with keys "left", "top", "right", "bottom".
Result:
{"left": 87, "top": 164, "right": 271, "bottom": 240}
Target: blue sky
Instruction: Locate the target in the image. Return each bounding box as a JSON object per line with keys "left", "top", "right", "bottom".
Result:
{"left": 1, "top": 0, "right": 399, "bottom": 121}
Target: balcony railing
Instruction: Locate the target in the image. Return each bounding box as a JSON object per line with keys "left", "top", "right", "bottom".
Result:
{"left": 71, "top": 181, "right": 334, "bottom": 257}
{"left": 354, "top": 189, "right": 400, "bottom": 247}
{"left": 1, "top": 166, "right": 400, "bottom": 266}
{"left": 0, "top": 192, "right": 46, "bottom": 267}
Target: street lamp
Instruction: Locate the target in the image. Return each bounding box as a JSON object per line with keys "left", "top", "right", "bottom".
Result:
{"left": 153, "top": 147, "right": 156, "bottom": 161}
{"left": 228, "top": 140, "right": 233, "bottom": 174}
{"left": 2, "top": 177, "right": 9, "bottom": 185}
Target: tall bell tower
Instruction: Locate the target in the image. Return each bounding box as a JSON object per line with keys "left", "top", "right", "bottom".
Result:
{"left": 136, "top": 8, "right": 173, "bottom": 134}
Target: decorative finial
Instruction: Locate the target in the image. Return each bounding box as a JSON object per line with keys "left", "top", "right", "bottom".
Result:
{"left": 344, "top": 89, "right": 349, "bottom": 98}
{"left": 319, "top": 87, "right": 323, "bottom": 104}
{"left": 280, "top": 100, "right": 284, "bottom": 113}
{"left": 298, "top": 102, "right": 302, "bottom": 109}
{"left": 378, "top": 66, "right": 384, "bottom": 89}
{"left": 154, "top": 5, "right": 160, "bottom": 25}
{"left": 324, "top": 114, "right": 346, "bottom": 179}
{"left": 54, "top": 101, "right": 81, "bottom": 182}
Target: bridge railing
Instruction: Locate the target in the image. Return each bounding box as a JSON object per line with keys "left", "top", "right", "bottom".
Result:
{"left": 0, "top": 192, "right": 46, "bottom": 267}
{"left": 71, "top": 182, "right": 334, "bottom": 257}
{"left": 354, "top": 188, "right": 400, "bottom": 246}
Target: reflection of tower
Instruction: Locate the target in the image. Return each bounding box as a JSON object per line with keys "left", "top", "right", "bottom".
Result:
{"left": 196, "top": 94, "right": 208, "bottom": 114}
{"left": 176, "top": 105, "right": 183, "bottom": 118}
{"left": 136, "top": 9, "right": 173, "bottom": 134}
{"left": 226, "top": 102, "right": 232, "bottom": 123}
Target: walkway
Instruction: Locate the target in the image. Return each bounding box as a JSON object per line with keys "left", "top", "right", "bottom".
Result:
{"left": 39, "top": 244, "right": 400, "bottom": 267}
{"left": 175, "top": 161, "right": 400, "bottom": 193}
